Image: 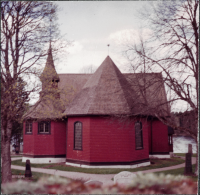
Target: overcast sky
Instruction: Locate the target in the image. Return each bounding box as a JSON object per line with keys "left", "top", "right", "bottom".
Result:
{"left": 31, "top": 1, "right": 190, "bottom": 112}
{"left": 54, "top": 1, "right": 148, "bottom": 74}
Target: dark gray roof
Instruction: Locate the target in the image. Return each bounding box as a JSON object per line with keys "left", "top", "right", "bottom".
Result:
{"left": 24, "top": 95, "right": 65, "bottom": 120}
{"left": 58, "top": 74, "right": 91, "bottom": 104}
{"left": 64, "top": 56, "right": 148, "bottom": 115}
{"left": 24, "top": 43, "right": 63, "bottom": 120}
{"left": 25, "top": 55, "right": 170, "bottom": 119}
{"left": 40, "top": 43, "right": 59, "bottom": 83}
{"left": 125, "top": 73, "right": 170, "bottom": 115}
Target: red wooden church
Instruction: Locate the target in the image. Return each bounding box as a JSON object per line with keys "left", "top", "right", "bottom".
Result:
{"left": 23, "top": 45, "right": 174, "bottom": 168}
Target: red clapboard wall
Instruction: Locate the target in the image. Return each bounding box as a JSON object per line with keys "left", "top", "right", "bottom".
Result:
{"left": 151, "top": 119, "right": 169, "bottom": 154}
{"left": 66, "top": 116, "right": 149, "bottom": 164}
{"left": 23, "top": 121, "right": 66, "bottom": 157}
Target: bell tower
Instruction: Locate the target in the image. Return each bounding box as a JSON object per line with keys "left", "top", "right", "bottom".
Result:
{"left": 40, "top": 42, "right": 60, "bottom": 98}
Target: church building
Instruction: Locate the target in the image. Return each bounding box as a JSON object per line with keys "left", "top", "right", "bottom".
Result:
{"left": 23, "top": 44, "right": 174, "bottom": 168}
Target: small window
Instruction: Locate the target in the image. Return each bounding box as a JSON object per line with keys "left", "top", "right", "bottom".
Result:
{"left": 74, "top": 122, "right": 82, "bottom": 150}
{"left": 25, "top": 121, "right": 32, "bottom": 134}
{"left": 135, "top": 121, "right": 143, "bottom": 149}
{"left": 38, "top": 121, "right": 50, "bottom": 134}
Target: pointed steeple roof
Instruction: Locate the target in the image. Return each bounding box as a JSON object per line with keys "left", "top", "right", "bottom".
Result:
{"left": 40, "top": 42, "right": 59, "bottom": 83}
{"left": 64, "top": 56, "right": 140, "bottom": 115}
{"left": 23, "top": 42, "right": 64, "bottom": 120}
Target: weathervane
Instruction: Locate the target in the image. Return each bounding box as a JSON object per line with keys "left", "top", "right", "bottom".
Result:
{"left": 107, "top": 44, "right": 110, "bottom": 55}
{"left": 49, "top": 4, "right": 53, "bottom": 46}
{"left": 49, "top": 17, "right": 52, "bottom": 46}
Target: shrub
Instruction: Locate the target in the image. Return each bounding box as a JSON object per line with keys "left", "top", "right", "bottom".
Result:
{"left": 2, "top": 173, "right": 197, "bottom": 194}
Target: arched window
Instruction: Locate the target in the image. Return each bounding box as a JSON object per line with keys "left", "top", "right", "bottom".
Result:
{"left": 25, "top": 121, "right": 32, "bottom": 134}
{"left": 74, "top": 122, "right": 82, "bottom": 150}
{"left": 38, "top": 121, "right": 51, "bottom": 134}
{"left": 135, "top": 121, "right": 143, "bottom": 149}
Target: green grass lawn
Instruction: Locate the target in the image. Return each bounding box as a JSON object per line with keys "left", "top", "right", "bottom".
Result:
{"left": 12, "top": 160, "right": 57, "bottom": 168}
{"left": 174, "top": 153, "right": 197, "bottom": 157}
{"left": 11, "top": 155, "right": 23, "bottom": 157}
{"left": 12, "top": 157, "right": 185, "bottom": 174}
{"left": 154, "top": 164, "right": 198, "bottom": 182}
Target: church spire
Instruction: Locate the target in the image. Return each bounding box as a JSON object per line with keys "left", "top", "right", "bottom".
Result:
{"left": 40, "top": 42, "right": 59, "bottom": 91}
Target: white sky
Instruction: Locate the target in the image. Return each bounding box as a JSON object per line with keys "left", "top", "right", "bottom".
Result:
{"left": 30, "top": 1, "right": 191, "bottom": 112}
{"left": 54, "top": 1, "right": 147, "bottom": 74}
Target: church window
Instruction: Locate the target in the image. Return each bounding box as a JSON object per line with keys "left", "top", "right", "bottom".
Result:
{"left": 74, "top": 122, "right": 82, "bottom": 150}
{"left": 38, "top": 121, "right": 51, "bottom": 134}
{"left": 25, "top": 121, "right": 32, "bottom": 134}
{"left": 135, "top": 121, "right": 143, "bottom": 149}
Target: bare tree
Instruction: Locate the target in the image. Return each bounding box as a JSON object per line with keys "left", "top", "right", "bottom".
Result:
{"left": 10, "top": 77, "right": 29, "bottom": 153}
{"left": 124, "top": 0, "right": 198, "bottom": 174}
{"left": 79, "top": 64, "right": 98, "bottom": 74}
{"left": 1, "top": 1, "right": 67, "bottom": 183}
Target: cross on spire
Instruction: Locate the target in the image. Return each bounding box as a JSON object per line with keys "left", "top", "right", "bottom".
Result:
{"left": 48, "top": 3, "right": 53, "bottom": 44}
{"left": 107, "top": 44, "right": 110, "bottom": 55}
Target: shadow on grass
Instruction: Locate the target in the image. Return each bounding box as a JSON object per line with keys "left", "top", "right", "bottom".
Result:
{"left": 174, "top": 153, "right": 197, "bottom": 157}
{"left": 11, "top": 169, "right": 70, "bottom": 183}
{"left": 11, "top": 169, "right": 57, "bottom": 182}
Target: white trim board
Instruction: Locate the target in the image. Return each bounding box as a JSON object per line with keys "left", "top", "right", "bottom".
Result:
{"left": 65, "top": 161, "right": 150, "bottom": 169}
{"left": 149, "top": 154, "right": 170, "bottom": 158}
{"left": 22, "top": 157, "right": 66, "bottom": 164}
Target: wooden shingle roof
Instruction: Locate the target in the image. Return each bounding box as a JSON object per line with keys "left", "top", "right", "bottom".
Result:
{"left": 24, "top": 96, "right": 65, "bottom": 120}
{"left": 40, "top": 43, "right": 60, "bottom": 83}
{"left": 64, "top": 56, "right": 145, "bottom": 115}
{"left": 24, "top": 55, "right": 170, "bottom": 119}
{"left": 24, "top": 43, "right": 62, "bottom": 120}
{"left": 125, "top": 73, "right": 170, "bottom": 115}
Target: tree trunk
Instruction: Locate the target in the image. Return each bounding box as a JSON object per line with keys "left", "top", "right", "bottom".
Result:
{"left": 18, "top": 135, "right": 21, "bottom": 154}
{"left": 195, "top": 141, "right": 198, "bottom": 175}
{"left": 194, "top": 118, "right": 198, "bottom": 176}
{"left": 1, "top": 120, "right": 12, "bottom": 183}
